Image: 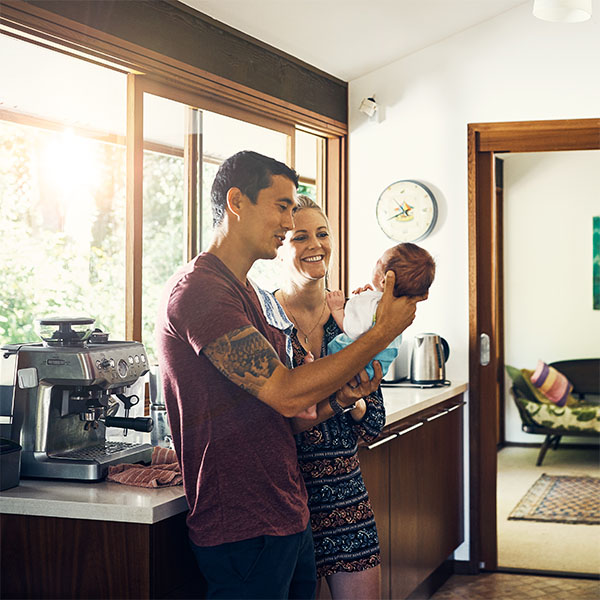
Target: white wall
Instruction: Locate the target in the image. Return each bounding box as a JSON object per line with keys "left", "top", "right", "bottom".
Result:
{"left": 347, "top": 3, "right": 600, "bottom": 561}
{"left": 503, "top": 150, "right": 600, "bottom": 443}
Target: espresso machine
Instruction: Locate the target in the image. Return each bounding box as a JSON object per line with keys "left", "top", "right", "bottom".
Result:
{"left": 0, "top": 317, "right": 154, "bottom": 481}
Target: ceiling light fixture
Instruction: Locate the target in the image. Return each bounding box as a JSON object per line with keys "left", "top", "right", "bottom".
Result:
{"left": 533, "top": 0, "right": 592, "bottom": 22}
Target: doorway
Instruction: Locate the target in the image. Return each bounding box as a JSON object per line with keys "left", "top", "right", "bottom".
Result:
{"left": 497, "top": 149, "right": 600, "bottom": 574}
{"left": 467, "top": 118, "right": 600, "bottom": 570}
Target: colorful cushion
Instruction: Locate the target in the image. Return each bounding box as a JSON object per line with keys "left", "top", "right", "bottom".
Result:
{"left": 530, "top": 360, "right": 573, "bottom": 407}
{"left": 505, "top": 365, "right": 577, "bottom": 407}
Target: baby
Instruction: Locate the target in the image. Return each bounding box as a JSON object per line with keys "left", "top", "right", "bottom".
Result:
{"left": 327, "top": 242, "right": 436, "bottom": 379}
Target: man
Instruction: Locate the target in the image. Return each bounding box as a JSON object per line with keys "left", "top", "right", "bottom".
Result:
{"left": 156, "top": 151, "right": 421, "bottom": 599}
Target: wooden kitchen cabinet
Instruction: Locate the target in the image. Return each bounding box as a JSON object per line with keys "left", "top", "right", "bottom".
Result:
{"left": 357, "top": 437, "right": 392, "bottom": 599}
{"left": 0, "top": 511, "right": 206, "bottom": 599}
{"left": 359, "top": 395, "right": 464, "bottom": 600}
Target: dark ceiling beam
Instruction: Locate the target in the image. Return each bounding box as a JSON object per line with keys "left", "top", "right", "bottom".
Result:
{"left": 21, "top": 0, "right": 348, "bottom": 125}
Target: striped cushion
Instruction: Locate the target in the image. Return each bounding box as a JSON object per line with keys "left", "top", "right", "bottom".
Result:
{"left": 530, "top": 360, "right": 573, "bottom": 407}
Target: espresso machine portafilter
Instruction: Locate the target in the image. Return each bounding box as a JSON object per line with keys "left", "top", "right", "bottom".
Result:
{"left": 0, "top": 317, "right": 154, "bottom": 481}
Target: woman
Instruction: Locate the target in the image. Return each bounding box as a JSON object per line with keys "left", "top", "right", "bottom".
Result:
{"left": 275, "top": 195, "right": 385, "bottom": 600}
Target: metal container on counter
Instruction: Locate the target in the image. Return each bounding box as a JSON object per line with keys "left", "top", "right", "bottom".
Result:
{"left": 148, "top": 365, "right": 172, "bottom": 448}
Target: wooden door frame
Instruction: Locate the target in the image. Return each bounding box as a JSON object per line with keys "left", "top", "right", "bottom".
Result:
{"left": 467, "top": 118, "right": 600, "bottom": 570}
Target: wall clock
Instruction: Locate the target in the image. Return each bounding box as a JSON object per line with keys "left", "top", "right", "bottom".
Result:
{"left": 375, "top": 179, "right": 438, "bottom": 242}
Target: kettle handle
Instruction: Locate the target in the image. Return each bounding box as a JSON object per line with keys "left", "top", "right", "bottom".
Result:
{"left": 440, "top": 337, "right": 450, "bottom": 362}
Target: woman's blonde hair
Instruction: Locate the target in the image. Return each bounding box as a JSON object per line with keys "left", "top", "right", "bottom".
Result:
{"left": 294, "top": 194, "right": 325, "bottom": 218}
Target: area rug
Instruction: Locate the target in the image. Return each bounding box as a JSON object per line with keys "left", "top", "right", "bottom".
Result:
{"left": 508, "top": 474, "right": 600, "bottom": 525}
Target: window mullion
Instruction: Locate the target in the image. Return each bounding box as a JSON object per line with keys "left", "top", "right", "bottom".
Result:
{"left": 126, "top": 72, "right": 144, "bottom": 342}
{"left": 184, "top": 108, "right": 202, "bottom": 261}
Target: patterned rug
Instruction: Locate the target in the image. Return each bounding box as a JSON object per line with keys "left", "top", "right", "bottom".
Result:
{"left": 508, "top": 474, "right": 600, "bottom": 525}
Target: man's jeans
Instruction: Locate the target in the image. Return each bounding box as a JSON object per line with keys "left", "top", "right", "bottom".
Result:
{"left": 190, "top": 522, "right": 317, "bottom": 599}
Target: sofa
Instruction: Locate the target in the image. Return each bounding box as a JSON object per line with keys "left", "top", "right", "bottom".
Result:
{"left": 506, "top": 358, "right": 600, "bottom": 466}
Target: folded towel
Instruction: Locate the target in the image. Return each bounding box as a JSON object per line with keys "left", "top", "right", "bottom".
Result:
{"left": 107, "top": 446, "right": 182, "bottom": 488}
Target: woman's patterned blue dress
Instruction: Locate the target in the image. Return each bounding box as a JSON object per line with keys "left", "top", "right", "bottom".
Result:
{"left": 293, "top": 315, "right": 385, "bottom": 578}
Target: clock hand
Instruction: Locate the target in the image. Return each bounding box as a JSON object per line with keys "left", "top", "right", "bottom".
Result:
{"left": 387, "top": 212, "right": 413, "bottom": 222}
{"left": 388, "top": 202, "right": 413, "bottom": 220}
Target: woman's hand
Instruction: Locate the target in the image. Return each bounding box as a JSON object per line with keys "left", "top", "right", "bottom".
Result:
{"left": 335, "top": 360, "right": 383, "bottom": 412}
{"left": 291, "top": 361, "right": 383, "bottom": 434}
{"left": 294, "top": 351, "right": 318, "bottom": 419}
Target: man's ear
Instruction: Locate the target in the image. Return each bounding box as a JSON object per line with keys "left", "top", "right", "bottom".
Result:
{"left": 226, "top": 187, "right": 244, "bottom": 219}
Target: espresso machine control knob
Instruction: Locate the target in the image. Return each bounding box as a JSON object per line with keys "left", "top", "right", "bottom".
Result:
{"left": 98, "top": 358, "right": 111, "bottom": 370}
{"left": 117, "top": 359, "right": 128, "bottom": 378}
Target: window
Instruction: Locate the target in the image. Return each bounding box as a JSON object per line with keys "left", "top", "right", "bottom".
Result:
{"left": 139, "top": 90, "right": 311, "bottom": 359}
{"left": 0, "top": 20, "right": 344, "bottom": 353}
{"left": 0, "top": 34, "right": 128, "bottom": 343}
{"left": 296, "top": 129, "right": 319, "bottom": 203}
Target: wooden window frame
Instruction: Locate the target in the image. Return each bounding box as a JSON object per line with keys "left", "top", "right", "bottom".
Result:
{"left": 1, "top": 1, "right": 348, "bottom": 342}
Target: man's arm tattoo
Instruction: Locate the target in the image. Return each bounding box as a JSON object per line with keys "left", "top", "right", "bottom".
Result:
{"left": 203, "top": 326, "right": 283, "bottom": 397}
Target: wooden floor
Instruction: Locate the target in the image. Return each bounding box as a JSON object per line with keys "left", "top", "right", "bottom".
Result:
{"left": 430, "top": 572, "right": 600, "bottom": 599}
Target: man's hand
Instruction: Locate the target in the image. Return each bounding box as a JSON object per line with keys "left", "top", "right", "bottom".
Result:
{"left": 374, "top": 271, "right": 425, "bottom": 340}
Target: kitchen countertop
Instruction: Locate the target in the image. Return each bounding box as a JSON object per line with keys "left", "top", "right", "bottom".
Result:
{"left": 0, "top": 381, "right": 467, "bottom": 524}
{"left": 382, "top": 380, "right": 468, "bottom": 426}
{"left": 0, "top": 477, "right": 188, "bottom": 524}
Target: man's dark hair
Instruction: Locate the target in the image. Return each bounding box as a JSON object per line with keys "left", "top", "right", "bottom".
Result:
{"left": 211, "top": 151, "right": 299, "bottom": 227}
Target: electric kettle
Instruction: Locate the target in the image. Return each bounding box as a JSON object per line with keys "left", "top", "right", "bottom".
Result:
{"left": 410, "top": 333, "right": 450, "bottom": 384}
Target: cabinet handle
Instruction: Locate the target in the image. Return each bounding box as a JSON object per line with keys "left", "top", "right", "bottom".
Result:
{"left": 426, "top": 410, "right": 449, "bottom": 422}
{"left": 367, "top": 433, "right": 398, "bottom": 450}
{"left": 397, "top": 422, "right": 424, "bottom": 436}
{"left": 446, "top": 402, "right": 465, "bottom": 413}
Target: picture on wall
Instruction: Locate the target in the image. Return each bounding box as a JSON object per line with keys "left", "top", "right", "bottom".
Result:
{"left": 594, "top": 216, "right": 600, "bottom": 310}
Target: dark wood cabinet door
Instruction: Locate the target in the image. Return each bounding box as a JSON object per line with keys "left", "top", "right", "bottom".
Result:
{"left": 389, "top": 424, "right": 425, "bottom": 599}
{"left": 0, "top": 514, "right": 151, "bottom": 599}
{"left": 358, "top": 440, "right": 391, "bottom": 599}
{"left": 417, "top": 407, "right": 463, "bottom": 573}
{"left": 389, "top": 401, "right": 464, "bottom": 600}
{"left": 0, "top": 512, "right": 205, "bottom": 600}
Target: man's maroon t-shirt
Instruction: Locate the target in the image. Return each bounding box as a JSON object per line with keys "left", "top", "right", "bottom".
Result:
{"left": 156, "top": 253, "right": 309, "bottom": 546}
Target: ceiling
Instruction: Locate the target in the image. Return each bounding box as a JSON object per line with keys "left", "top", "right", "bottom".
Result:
{"left": 178, "top": 0, "right": 529, "bottom": 81}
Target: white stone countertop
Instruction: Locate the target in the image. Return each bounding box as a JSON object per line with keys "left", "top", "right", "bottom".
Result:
{"left": 382, "top": 380, "right": 468, "bottom": 426}
{"left": 0, "top": 380, "right": 467, "bottom": 524}
{"left": 0, "top": 477, "right": 188, "bottom": 524}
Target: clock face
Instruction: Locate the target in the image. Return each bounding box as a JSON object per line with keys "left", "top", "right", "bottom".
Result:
{"left": 376, "top": 180, "right": 438, "bottom": 242}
